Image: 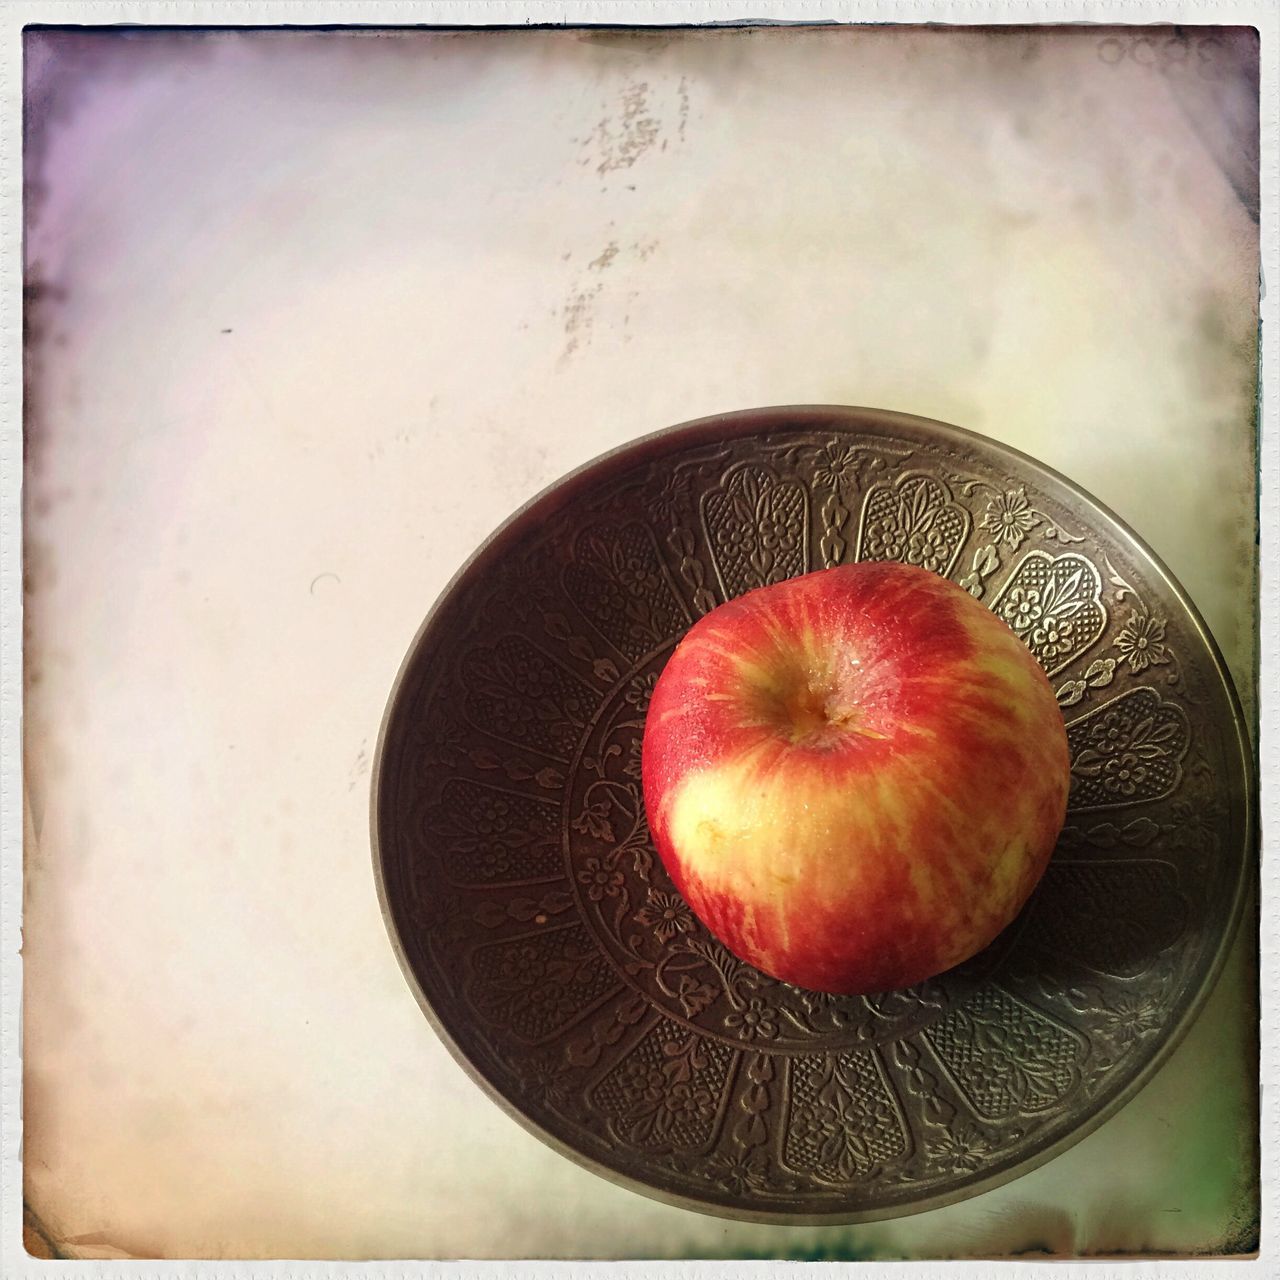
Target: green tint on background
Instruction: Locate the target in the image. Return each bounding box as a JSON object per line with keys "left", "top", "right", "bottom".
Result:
{"left": 673, "top": 923, "right": 1258, "bottom": 1261}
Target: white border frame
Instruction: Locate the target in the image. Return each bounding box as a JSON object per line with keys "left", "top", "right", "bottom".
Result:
{"left": 1, "top": 2, "right": 1273, "bottom": 1275}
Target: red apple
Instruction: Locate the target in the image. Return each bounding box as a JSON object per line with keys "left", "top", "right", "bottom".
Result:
{"left": 641, "top": 561, "right": 1070, "bottom": 994}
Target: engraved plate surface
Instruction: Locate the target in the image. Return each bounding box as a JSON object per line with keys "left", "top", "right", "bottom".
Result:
{"left": 373, "top": 407, "right": 1252, "bottom": 1223}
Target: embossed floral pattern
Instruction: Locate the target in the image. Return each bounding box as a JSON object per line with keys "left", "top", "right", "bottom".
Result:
{"left": 1114, "top": 610, "right": 1169, "bottom": 673}
{"left": 526, "top": 972, "right": 595, "bottom": 1023}
{"left": 864, "top": 513, "right": 907, "bottom": 562}
{"left": 652, "top": 470, "right": 688, "bottom": 524}
{"left": 980, "top": 487, "right": 1039, "bottom": 549}
{"left": 1098, "top": 991, "right": 1165, "bottom": 1049}
{"left": 963, "top": 1052, "right": 1015, "bottom": 1098}
{"left": 812, "top": 443, "right": 860, "bottom": 490}
{"left": 702, "top": 463, "right": 808, "bottom": 596}
{"left": 701, "top": 1149, "right": 769, "bottom": 1197}
{"left": 469, "top": 925, "right": 616, "bottom": 1044}
{"left": 857, "top": 473, "right": 968, "bottom": 576}
{"left": 425, "top": 779, "right": 561, "bottom": 884}
{"left": 926, "top": 1124, "right": 997, "bottom": 1175}
{"left": 1089, "top": 710, "right": 1129, "bottom": 753}
{"left": 604, "top": 1034, "right": 721, "bottom": 1147}
{"left": 1030, "top": 614, "right": 1075, "bottom": 661}
{"left": 1101, "top": 751, "right": 1147, "bottom": 796}
{"left": 565, "top": 524, "right": 689, "bottom": 662}
{"left": 498, "top": 943, "right": 546, "bottom": 985}
{"left": 1169, "top": 797, "right": 1218, "bottom": 849}
{"left": 578, "top": 856, "right": 624, "bottom": 901}
{"left": 636, "top": 890, "right": 695, "bottom": 943}
{"left": 787, "top": 1054, "right": 901, "bottom": 1180}
{"left": 623, "top": 736, "right": 643, "bottom": 780}
{"left": 572, "top": 796, "right": 615, "bottom": 842}
{"left": 1069, "top": 689, "right": 1188, "bottom": 807}
{"left": 591, "top": 576, "right": 628, "bottom": 624}
{"left": 924, "top": 988, "right": 1080, "bottom": 1117}
{"left": 717, "top": 519, "right": 756, "bottom": 560}
{"left": 421, "top": 714, "right": 468, "bottom": 769}
{"left": 1002, "top": 585, "right": 1042, "bottom": 629}
{"left": 523, "top": 1056, "right": 573, "bottom": 1108}
{"left": 665, "top": 1080, "right": 717, "bottom": 1125}
{"left": 476, "top": 845, "right": 517, "bottom": 880}
{"left": 725, "top": 998, "right": 779, "bottom": 1042}
{"left": 992, "top": 553, "right": 1106, "bottom": 675}
{"left": 463, "top": 635, "right": 590, "bottom": 757}
{"left": 791, "top": 1103, "right": 876, "bottom": 1180}
{"left": 507, "top": 647, "right": 564, "bottom": 696}
{"left": 617, "top": 1058, "right": 668, "bottom": 1107}
{"left": 674, "top": 974, "right": 718, "bottom": 1017}
{"left": 758, "top": 508, "right": 792, "bottom": 554}
{"left": 906, "top": 524, "right": 949, "bottom": 573}
{"left": 617, "top": 554, "right": 660, "bottom": 598}
{"left": 472, "top": 794, "right": 512, "bottom": 837}
{"left": 1103, "top": 558, "right": 1180, "bottom": 685}
{"left": 624, "top": 673, "right": 659, "bottom": 711}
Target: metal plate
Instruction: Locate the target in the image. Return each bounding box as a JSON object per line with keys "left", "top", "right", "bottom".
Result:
{"left": 372, "top": 406, "right": 1253, "bottom": 1223}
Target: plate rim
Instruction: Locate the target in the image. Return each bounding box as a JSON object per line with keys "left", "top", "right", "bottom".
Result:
{"left": 369, "top": 404, "right": 1256, "bottom": 1225}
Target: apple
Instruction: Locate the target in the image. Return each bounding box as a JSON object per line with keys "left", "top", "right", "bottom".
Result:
{"left": 641, "top": 561, "right": 1070, "bottom": 995}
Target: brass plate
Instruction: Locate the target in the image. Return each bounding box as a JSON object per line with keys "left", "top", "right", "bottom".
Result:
{"left": 372, "top": 406, "right": 1253, "bottom": 1223}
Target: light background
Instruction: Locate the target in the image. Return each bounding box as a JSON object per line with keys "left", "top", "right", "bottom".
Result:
{"left": 21, "top": 24, "right": 1259, "bottom": 1261}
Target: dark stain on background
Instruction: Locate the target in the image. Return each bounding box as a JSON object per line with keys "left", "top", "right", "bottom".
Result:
{"left": 23, "top": 1203, "right": 63, "bottom": 1259}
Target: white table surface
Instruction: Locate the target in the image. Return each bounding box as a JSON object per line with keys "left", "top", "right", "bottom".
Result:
{"left": 22, "top": 25, "right": 1258, "bottom": 1260}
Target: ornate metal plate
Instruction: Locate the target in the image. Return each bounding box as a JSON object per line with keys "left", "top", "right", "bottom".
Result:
{"left": 372, "top": 407, "right": 1253, "bottom": 1223}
